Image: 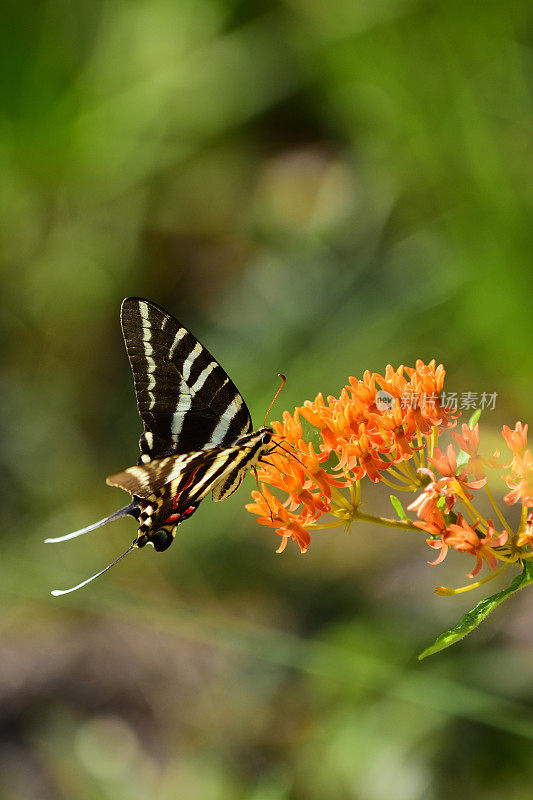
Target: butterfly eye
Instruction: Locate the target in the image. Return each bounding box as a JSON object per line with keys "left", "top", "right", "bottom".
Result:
{"left": 261, "top": 432, "right": 272, "bottom": 445}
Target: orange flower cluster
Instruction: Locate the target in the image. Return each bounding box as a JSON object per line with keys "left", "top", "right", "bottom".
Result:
{"left": 246, "top": 361, "right": 533, "bottom": 590}
{"left": 247, "top": 360, "right": 454, "bottom": 553}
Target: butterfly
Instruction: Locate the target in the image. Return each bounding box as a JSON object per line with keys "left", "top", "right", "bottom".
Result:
{"left": 47, "top": 297, "right": 282, "bottom": 595}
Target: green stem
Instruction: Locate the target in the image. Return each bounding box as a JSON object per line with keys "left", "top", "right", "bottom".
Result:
{"left": 330, "top": 487, "right": 353, "bottom": 511}
{"left": 429, "top": 426, "right": 438, "bottom": 459}
{"left": 417, "top": 432, "right": 426, "bottom": 468}
{"left": 457, "top": 487, "right": 488, "bottom": 530}
{"left": 379, "top": 474, "right": 415, "bottom": 492}
{"left": 384, "top": 465, "right": 417, "bottom": 487}
{"left": 308, "top": 520, "right": 347, "bottom": 530}
{"left": 353, "top": 510, "right": 420, "bottom": 532}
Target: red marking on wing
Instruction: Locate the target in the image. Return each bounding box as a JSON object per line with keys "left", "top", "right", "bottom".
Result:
{"left": 169, "top": 467, "right": 199, "bottom": 516}
{"left": 171, "top": 468, "right": 198, "bottom": 508}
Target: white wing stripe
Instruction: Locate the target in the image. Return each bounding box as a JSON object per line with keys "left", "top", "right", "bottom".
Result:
{"left": 171, "top": 384, "right": 191, "bottom": 436}
{"left": 190, "top": 361, "right": 217, "bottom": 393}
{"left": 191, "top": 457, "right": 232, "bottom": 494}
{"left": 210, "top": 395, "right": 244, "bottom": 443}
{"left": 137, "top": 303, "right": 157, "bottom": 409}
{"left": 169, "top": 328, "right": 187, "bottom": 359}
{"left": 182, "top": 342, "right": 203, "bottom": 381}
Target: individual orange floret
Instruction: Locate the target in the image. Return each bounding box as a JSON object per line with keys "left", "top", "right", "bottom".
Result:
{"left": 408, "top": 359, "right": 446, "bottom": 396}
{"left": 245, "top": 487, "right": 311, "bottom": 554}
{"left": 334, "top": 424, "right": 391, "bottom": 481}
{"left": 406, "top": 362, "right": 455, "bottom": 434}
{"left": 295, "top": 440, "right": 347, "bottom": 497}
{"left": 275, "top": 520, "right": 312, "bottom": 554}
{"left": 407, "top": 469, "right": 445, "bottom": 522}
{"left": 445, "top": 515, "right": 508, "bottom": 578}
{"left": 451, "top": 423, "right": 480, "bottom": 458}
{"left": 502, "top": 422, "right": 528, "bottom": 457}
{"left": 366, "top": 404, "right": 417, "bottom": 461}
{"left": 450, "top": 423, "right": 500, "bottom": 480}
{"left": 430, "top": 445, "right": 487, "bottom": 500}
{"left": 271, "top": 410, "right": 303, "bottom": 445}
{"left": 374, "top": 363, "right": 409, "bottom": 403}
{"left": 503, "top": 449, "right": 533, "bottom": 507}
{"left": 245, "top": 486, "right": 286, "bottom": 528}
{"left": 517, "top": 510, "right": 533, "bottom": 549}
{"left": 416, "top": 510, "right": 450, "bottom": 564}
{"left": 343, "top": 372, "right": 380, "bottom": 428}
{"left": 299, "top": 394, "right": 340, "bottom": 455}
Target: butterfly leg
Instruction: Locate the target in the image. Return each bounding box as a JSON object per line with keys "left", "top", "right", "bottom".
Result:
{"left": 252, "top": 466, "right": 276, "bottom": 523}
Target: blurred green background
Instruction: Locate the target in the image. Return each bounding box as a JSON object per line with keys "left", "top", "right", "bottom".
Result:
{"left": 2, "top": 0, "right": 533, "bottom": 797}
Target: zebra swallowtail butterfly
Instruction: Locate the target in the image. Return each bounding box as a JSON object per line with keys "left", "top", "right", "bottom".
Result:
{"left": 47, "top": 297, "right": 278, "bottom": 595}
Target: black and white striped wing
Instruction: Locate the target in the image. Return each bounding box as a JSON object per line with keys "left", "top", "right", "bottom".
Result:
{"left": 107, "top": 443, "right": 256, "bottom": 507}
{"left": 121, "top": 298, "right": 253, "bottom": 462}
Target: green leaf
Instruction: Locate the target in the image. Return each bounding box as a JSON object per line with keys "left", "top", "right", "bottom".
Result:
{"left": 419, "top": 560, "right": 533, "bottom": 659}
{"left": 455, "top": 449, "right": 469, "bottom": 470}
{"left": 454, "top": 408, "right": 480, "bottom": 470}
{"left": 468, "top": 408, "right": 482, "bottom": 428}
{"left": 390, "top": 495, "right": 408, "bottom": 521}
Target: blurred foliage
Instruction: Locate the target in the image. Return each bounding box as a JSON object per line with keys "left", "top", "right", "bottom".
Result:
{"left": 2, "top": 0, "right": 533, "bottom": 797}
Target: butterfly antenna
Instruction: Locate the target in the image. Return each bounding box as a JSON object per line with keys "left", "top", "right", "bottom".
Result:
{"left": 44, "top": 502, "right": 138, "bottom": 544}
{"left": 263, "top": 374, "right": 286, "bottom": 427}
{"left": 50, "top": 542, "right": 137, "bottom": 596}
{"left": 271, "top": 441, "right": 305, "bottom": 468}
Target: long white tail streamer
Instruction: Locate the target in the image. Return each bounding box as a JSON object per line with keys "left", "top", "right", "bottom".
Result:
{"left": 50, "top": 543, "right": 137, "bottom": 596}
{"left": 44, "top": 503, "right": 136, "bottom": 544}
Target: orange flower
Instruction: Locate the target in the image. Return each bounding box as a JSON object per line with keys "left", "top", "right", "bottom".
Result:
{"left": 245, "top": 486, "right": 287, "bottom": 528}
{"left": 245, "top": 486, "right": 311, "bottom": 553}
{"left": 271, "top": 410, "right": 303, "bottom": 445}
{"left": 451, "top": 423, "right": 479, "bottom": 457}
{"left": 296, "top": 360, "right": 455, "bottom": 481}
{"left": 417, "top": 511, "right": 450, "bottom": 564}
{"left": 445, "top": 515, "right": 508, "bottom": 577}
{"left": 404, "top": 360, "right": 453, "bottom": 435}
{"left": 517, "top": 510, "right": 533, "bottom": 549}
{"left": 407, "top": 470, "right": 444, "bottom": 522}
{"left": 450, "top": 423, "right": 499, "bottom": 480}
{"left": 502, "top": 422, "right": 528, "bottom": 457}
{"left": 430, "top": 445, "right": 459, "bottom": 477}
{"left": 256, "top": 449, "right": 326, "bottom": 515}
{"left": 334, "top": 425, "right": 391, "bottom": 482}
{"left": 247, "top": 360, "right": 503, "bottom": 561}
{"left": 503, "top": 449, "right": 533, "bottom": 507}
{"left": 296, "top": 440, "right": 346, "bottom": 496}
{"left": 430, "top": 445, "right": 487, "bottom": 499}
{"left": 299, "top": 394, "right": 339, "bottom": 455}
{"left": 275, "top": 520, "right": 311, "bottom": 554}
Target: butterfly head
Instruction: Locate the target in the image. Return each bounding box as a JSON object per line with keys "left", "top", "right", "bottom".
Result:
{"left": 260, "top": 426, "right": 273, "bottom": 445}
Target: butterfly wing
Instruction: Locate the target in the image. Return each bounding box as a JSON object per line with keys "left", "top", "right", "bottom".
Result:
{"left": 107, "top": 443, "right": 254, "bottom": 507}
{"left": 120, "top": 297, "right": 253, "bottom": 463}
